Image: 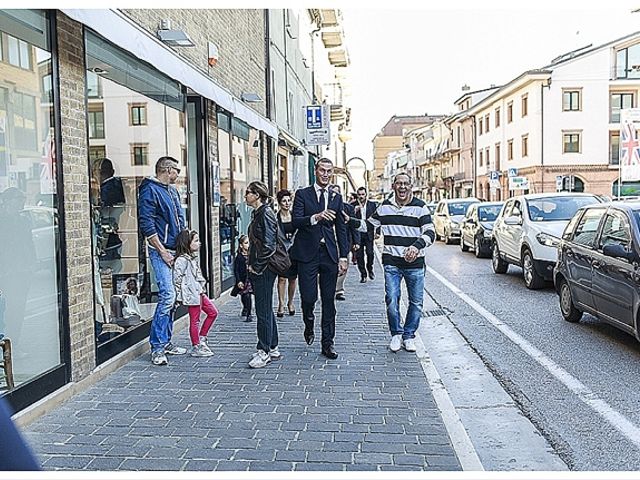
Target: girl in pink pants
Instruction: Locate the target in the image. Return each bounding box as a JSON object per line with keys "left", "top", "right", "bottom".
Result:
{"left": 174, "top": 229, "right": 218, "bottom": 357}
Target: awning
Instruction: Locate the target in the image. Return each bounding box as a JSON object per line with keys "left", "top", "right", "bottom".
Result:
{"left": 61, "top": 9, "right": 278, "bottom": 139}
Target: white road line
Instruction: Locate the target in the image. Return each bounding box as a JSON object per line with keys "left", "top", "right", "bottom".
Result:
{"left": 426, "top": 265, "right": 640, "bottom": 449}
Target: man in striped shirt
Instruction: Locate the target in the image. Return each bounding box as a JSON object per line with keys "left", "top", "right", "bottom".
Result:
{"left": 352, "top": 172, "right": 435, "bottom": 352}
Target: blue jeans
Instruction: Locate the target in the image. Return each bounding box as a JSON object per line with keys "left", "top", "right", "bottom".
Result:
{"left": 249, "top": 267, "right": 278, "bottom": 353}
{"left": 149, "top": 248, "right": 176, "bottom": 353}
{"left": 384, "top": 264, "right": 425, "bottom": 340}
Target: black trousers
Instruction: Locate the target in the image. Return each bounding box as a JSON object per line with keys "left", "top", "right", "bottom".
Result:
{"left": 357, "top": 237, "right": 375, "bottom": 277}
{"left": 297, "top": 243, "right": 338, "bottom": 349}
{"left": 240, "top": 293, "right": 252, "bottom": 316}
{"left": 249, "top": 268, "right": 278, "bottom": 353}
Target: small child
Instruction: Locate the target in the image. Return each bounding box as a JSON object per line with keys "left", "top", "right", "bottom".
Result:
{"left": 173, "top": 229, "right": 217, "bottom": 357}
{"left": 233, "top": 235, "right": 253, "bottom": 322}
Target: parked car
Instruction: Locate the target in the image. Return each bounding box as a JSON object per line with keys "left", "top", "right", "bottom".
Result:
{"left": 433, "top": 198, "right": 480, "bottom": 244}
{"left": 554, "top": 202, "right": 640, "bottom": 340}
{"left": 460, "top": 201, "right": 504, "bottom": 257}
{"left": 491, "top": 192, "right": 602, "bottom": 289}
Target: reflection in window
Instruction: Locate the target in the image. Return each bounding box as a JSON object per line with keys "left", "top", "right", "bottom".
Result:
{"left": 88, "top": 109, "right": 105, "bottom": 139}
{"left": 85, "top": 31, "right": 188, "bottom": 353}
{"left": 599, "top": 213, "right": 631, "bottom": 249}
{"left": 0, "top": 16, "right": 61, "bottom": 390}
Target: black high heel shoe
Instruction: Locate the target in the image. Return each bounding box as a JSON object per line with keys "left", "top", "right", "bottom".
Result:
{"left": 276, "top": 310, "right": 284, "bottom": 318}
{"left": 288, "top": 307, "right": 296, "bottom": 316}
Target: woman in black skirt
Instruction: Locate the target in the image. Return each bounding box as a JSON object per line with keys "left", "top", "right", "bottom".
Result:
{"left": 275, "top": 189, "right": 297, "bottom": 317}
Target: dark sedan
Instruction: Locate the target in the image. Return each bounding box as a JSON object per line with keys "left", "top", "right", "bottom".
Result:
{"left": 460, "top": 201, "right": 504, "bottom": 258}
{"left": 554, "top": 202, "right": 640, "bottom": 340}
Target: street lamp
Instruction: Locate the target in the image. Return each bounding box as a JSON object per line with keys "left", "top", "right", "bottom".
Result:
{"left": 346, "top": 156, "right": 369, "bottom": 192}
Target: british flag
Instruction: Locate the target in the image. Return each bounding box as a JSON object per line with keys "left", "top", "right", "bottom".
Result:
{"left": 620, "top": 119, "right": 640, "bottom": 167}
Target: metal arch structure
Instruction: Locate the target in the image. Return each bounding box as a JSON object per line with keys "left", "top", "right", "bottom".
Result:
{"left": 344, "top": 156, "right": 369, "bottom": 192}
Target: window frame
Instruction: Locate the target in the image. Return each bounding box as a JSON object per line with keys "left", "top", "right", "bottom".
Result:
{"left": 129, "top": 102, "right": 147, "bottom": 126}
{"left": 521, "top": 94, "right": 528, "bottom": 117}
{"left": 495, "top": 107, "right": 501, "bottom": 128}
{"left": 570, "top": 208, "right": 606, "bottom": 248}
{"left": 507, "top": 139, "right": 514, "bottom": 161}
{"left": 610, "top": 92, "right": 634, "bottom": 123}
{"left": 562, "top": 89, "right": 582, "bottom": 112}
{"left": 507, "top": 101, "right": 513, "bottom": 123}
{"left": 522, "top": 134, "right": 529, "bottom": 157}
{"left": 130, "top": 143, "right": 149, "bottom": 166}
{"left": 562, "top": 131, "right": 582, "bottom": 154}
{"left": 598, "top": 210, "right": 632, "bottom": 253}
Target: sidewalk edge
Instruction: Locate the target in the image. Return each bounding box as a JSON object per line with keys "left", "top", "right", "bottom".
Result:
{"left": 373, "top": 244, "right": 483, "bottom": 471}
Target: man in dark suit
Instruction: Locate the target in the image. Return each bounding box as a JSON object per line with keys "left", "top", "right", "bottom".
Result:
{"left": 354, "top": 187, "right": 379, "bottom": 283}
{"left": 290, "top": 158, "right": 349, "bottom": 359}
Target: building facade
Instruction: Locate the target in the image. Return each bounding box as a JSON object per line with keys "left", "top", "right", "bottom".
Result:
{"left": 0, "top": 8, "right": 354, "bottom": 413}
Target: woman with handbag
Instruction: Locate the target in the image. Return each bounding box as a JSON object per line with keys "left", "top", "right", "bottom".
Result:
{"left": 245, "top": 181, "right": 282, "bottom": 369}
{"left": 275, "top": 189, "right": 298, "bottom": 318}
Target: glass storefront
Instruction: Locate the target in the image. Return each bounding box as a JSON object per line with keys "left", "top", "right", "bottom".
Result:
{"left": 0, "top": 10, "right": 63, "bottom": 391}
{"left": 217, "top": 112, "right": 261, "bottom": 290}
{"left": 84, "top": 31, "right": 196, "bottom": 360}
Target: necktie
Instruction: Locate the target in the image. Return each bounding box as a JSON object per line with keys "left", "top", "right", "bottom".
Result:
{"left": 319, "top": 188, "right": 326, "bottom": 210}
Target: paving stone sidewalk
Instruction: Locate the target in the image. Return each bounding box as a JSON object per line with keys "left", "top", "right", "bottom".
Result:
{"left": 23, "top": 263, "right": 462, "bottom": 471}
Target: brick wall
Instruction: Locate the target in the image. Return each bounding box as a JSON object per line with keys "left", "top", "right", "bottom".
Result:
{"left": 207, "top": 101, "right": 222, "bottom": 298}
{"left": 56, "top": 12, "right": 95, "bottom": 380}
{"left": 121, "top": 9, "right": 267, "bottom": 118}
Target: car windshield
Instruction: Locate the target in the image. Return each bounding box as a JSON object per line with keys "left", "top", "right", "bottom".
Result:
{"left": 527, "top": 196, "right": 600, "bottom": 222}
{"left": 478, "top": 205, "right": 502, "bottom": 222}
{"left": 447, "top": 202, "right": 475, "bottom": 216}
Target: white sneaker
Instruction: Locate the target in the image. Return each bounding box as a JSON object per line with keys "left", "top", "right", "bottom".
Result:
{"left": 251, "top": 348, "right": 282, "bottom": 361}
{"left": 151, "top": 351, "right": 168, "bottom": 365}
{"left": 249, "top": 350, "right": 271, "bottom": 368}
{"left": 198, "top": 341, "right": 213, "bottom": 356}
{"left": 403, "top": 338, "right": 417, "bottom": 352}
{"left": 389, "top": 335, "right": 402, "bottom": 352}
{"left": 190, "top": 344, "right": 214, "bottom": 357}
{"left": 164, "top": 343, "right": 187, "bottom": 355}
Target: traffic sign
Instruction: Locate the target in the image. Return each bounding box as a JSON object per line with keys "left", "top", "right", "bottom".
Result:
{"left": 305, "top": 105, "right": 330, "bottom": 146}
{"left": 508, "top": 168, "right": 518, "bottom": 178}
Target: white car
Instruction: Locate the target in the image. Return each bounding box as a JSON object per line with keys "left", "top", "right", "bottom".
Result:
{"left": 491, "top": 192, "right": 602, "bottom": 289}
{"left": 433, "top": 198, "right": 480, "bottom": 244}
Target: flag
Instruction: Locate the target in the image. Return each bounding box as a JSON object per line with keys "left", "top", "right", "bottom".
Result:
{"left": 619, "top": 114, "right": 640, "bottom": 182}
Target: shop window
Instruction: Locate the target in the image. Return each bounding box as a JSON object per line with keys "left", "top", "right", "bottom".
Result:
{"left": 85, "top": 31, "right": 188, "bottom": 359}
{"left": 0, "top": 9, "right": 62, "bottom": 393}
{"left": 129, "top": 103, "right": 147, "bottom": 126}
{"left": 130, "top": 144, "right": 149, "bottom": 166}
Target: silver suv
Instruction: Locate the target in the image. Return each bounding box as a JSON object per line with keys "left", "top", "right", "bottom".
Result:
{"left": 434, "top": 198, "right": 480, "bottom": 244}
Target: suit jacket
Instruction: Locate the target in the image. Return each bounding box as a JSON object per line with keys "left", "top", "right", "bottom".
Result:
{"left": 290, "top": 185, "right": 349, "bottom": 264}
{"left": 343, "top": 202, "right": 361, "bottom": 249}
{"left": 355, "top": 200, "right": 379, "bottom": 241}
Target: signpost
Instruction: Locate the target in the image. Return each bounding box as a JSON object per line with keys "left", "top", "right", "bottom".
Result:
{"left": 305, "top": 104, "right": 330, "bottom": 146}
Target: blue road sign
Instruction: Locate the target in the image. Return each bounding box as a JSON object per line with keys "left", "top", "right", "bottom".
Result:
{"left": 508, "top": 168, "right": 518, "bottom": 178}
{"left": 306, "top": 106, "right": 323, "bottom": 129}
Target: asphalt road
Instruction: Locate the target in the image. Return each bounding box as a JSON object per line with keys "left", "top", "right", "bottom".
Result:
{"left": 423, "top": 239, "right": 640, "bottom": 471}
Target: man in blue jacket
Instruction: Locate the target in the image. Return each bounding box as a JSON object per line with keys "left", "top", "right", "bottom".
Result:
{"left": 138, "top": 156, "right": 187, "bottom": 366}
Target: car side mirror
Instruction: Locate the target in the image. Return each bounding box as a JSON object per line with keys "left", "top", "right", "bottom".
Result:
{"left": 602, "top": 243, "right": 634, "bottom": 261}
{"left": 504, "top": 216, "right": 522, "bottom": 226}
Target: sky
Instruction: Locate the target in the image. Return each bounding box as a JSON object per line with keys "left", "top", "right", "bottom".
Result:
{"left": 341, "top": 4, "right": 640, "bottom": 169}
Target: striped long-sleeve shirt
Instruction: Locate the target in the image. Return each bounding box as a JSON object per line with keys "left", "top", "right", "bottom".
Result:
{"left": 354, "top": 195, "right": 435, "bottom": 269}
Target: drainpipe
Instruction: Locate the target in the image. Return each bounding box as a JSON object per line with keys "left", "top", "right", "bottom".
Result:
{"left": 264, "top": 9, "right": 274, "bottom": 192}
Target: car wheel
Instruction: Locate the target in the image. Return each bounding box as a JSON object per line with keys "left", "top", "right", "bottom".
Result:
{"left": 559, "top": 277, "right": 583, "bottom": 323}
{"left": 492, "top": 243, "right": 509, "bottom": 274}
{"left": 474, "top": 237, "right": 483, "bottom": 258}
{"left": 461, "top": 235, "right": 469, "bottom": 252}
{"left": 522, "top": 249, "right": 545, "bottom": 290}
